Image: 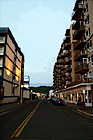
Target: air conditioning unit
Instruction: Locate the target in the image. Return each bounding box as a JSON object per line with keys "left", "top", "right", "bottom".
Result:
{"left": 91, "top": 62, "right": 93, "bottom": 67}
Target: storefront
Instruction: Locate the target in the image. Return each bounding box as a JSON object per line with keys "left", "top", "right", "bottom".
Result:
{"left": 61, "top": 83, "right": 92, "bottom": 107}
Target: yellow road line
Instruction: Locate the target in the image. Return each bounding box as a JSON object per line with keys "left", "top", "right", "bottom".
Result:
{"left": 10, "top": 101, "right": 41, "bottom": 138}
{"left": 77, "top": 109, "right": 93, "bottom": 117}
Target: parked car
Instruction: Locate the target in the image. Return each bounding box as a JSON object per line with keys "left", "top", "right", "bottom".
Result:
{"left": 54, "top": 99, "right": 64, "bottom": 106}
{"left": 47, "top": 97, "right": 51, "bottom": 101}
{"left": 51, "top": 98, "right": 57, "bottom": 104}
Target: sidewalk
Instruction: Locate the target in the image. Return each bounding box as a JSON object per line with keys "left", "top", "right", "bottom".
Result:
{"left": 0, "top": 102, "right": 21, "bottom": 113}
{"left": 0, "top": 100, "right": 32, "bottom": 114}
{"left": 65, "top": 103, "right": 93, "bottom": 117}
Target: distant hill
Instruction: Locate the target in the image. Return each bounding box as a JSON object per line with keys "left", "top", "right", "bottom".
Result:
{"left": 30, "top": 83, "right": 53, "bottom": 87}
{"left": 29, "top": 86, "right": 53, "bottom": 94}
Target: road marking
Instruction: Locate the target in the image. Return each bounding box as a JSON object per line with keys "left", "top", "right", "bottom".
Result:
{"left": 10, "top": 101, "right": 41, "bottom": 138}
{"left": 77, "top": 109, "right": 93, "bottom": 117}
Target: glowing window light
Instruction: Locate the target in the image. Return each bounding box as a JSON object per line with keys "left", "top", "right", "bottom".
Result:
{"left": 16, "top": 76, "right": 19, "bottom": 81}
{"left": 6, "top": 69, "right": 11, "bottom": 76}
{"left": 16, "top": 67, "right": 21, "bottom": 79}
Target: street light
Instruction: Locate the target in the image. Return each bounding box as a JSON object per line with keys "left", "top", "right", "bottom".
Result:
{"left": 64, "top": 85, "right": 67, "bottom": 102}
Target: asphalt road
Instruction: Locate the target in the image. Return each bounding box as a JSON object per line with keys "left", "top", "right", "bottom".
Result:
{"left": 0, "top": 100, "right": 93, "bottom": 140}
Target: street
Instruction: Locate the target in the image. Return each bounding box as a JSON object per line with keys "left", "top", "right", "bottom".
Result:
{"left": 0, "top": 100, "right": 93, "bottom": 140}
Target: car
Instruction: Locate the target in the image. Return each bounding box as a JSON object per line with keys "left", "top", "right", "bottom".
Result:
{"left": 47, "top": 97, "right": 51, "bottom": 101}
{"left": 51, "top": 98, "right": 57, "bottom": 104}
{"left": 54, "top": 99, "right": 64, "bottom": 106}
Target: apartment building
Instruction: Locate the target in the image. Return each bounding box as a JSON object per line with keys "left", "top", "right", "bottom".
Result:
{"left": 53, "top": 0, "right": 93, "bottom": 106}
{"left": 0, "top": 27, "right": 24, "bottom": 104}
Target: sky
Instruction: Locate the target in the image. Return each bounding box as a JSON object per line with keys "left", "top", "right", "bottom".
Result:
{"left": 0, "top": 0, "right": 75, "bottom": 87}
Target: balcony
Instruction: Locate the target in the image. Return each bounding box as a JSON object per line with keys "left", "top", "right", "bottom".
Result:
{"left": 74, "top": 40, "right": 86, "bottom": 50}
{"left": 74, "top": 50, "right": 87, "bottom": 62}
{"left": 66, "top": 65, "right": 72, "bottom": 72}
{"left": 65, "top": 57, "right": 72, "bottom": 65}
{"left": 65, "top": 29, "right": 70, "bottom": 36}
{"left": 75, "top": 63, "right": 89, "bottom": 74}
{"left": 61, "top": 66, "right": 65, "bottom": 71}
{"left": 60, "top": 52, "right": 64, "bottom": 58}
{"left": 72, "top": 3, "right": 83, "bottom": 20}
{"left": 72, "top": 19, "right": 84, "bottom": 30}
{"left": 61, "top": 72, "right": 66, "bottom": 77}
{"left": 65, "top": 50, "right": 71, "bottom": 57}
{"left": 73, "top": 24, "right": 85, "bottom": 40}
{"left": 66, "top": 77, "right": 93, "bottom": 88}
{"left": 65, "top": 75, "right": 72, "bottom": 81}
{"left": 64, "top": 57, "right": 68, "bottom": 65}
{"left": 64, "top": 43, "right": 71, "bottom": 50}
{"left": 63, "top": 36, "right": 70, "bottom": 44}
{"left": 59, "top": 59, "right": 64, "bottom": 65}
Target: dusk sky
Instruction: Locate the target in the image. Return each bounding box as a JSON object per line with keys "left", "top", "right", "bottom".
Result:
{"left": 0, "top": 0, "right": 75, "bottom": 87}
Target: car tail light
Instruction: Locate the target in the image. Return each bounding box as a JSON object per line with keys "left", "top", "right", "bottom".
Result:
{"left": 61, "top": 101, "right": 63, "bottom": 103}
{"left": 56, "top": 101, "right": 58, "bottom": 102}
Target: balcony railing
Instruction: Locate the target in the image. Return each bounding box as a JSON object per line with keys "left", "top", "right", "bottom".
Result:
{"left": 66, "top": 65, "right": 72, "bottom": 72}
{"left": 72, "top": 3, "right": 83, "bottom": 20}
{"left": 60, "top": 59, "right": 64, "bottom": 65}
{"left": 65, "top": 50, "right": 71, "bottom": 57}
{"left": 72, "top": 18, "right": 84, "bottom": 30}
{"left": 64, "top": 43, "right": 71, "bottom": 50}
{"left": 66, "top": 78, "right": 93, "bottom": 88}
{"left": 74, "top": 40, "right": 86, "bottom": 50}
{"left": 75, "top": 63, "right": 89, "bottom": 74}
{"left": 73, "top": 24, "right": 85, "bottom": 40}
{"left": 60, "top": 52, "right": 64, "bottom": 58}
{"left": 63, "top": 36, "right": 70, "bottom": 44}
{"left": 74, "top": 50, "right": 87, "bottom": 61}
{"left": 65, "top": 75, "right": 72, "bottom": 81}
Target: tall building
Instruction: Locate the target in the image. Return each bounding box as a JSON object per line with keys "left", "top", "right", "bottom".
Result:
{"left": 53, "top": 0, "right": 93, "bottom": 106}
{"left": 0, "top": 27, "right": 24, "bottom": 104}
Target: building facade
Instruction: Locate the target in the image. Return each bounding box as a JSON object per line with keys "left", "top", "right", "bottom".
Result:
{"left": 53, "top": 0, "right": 93, "bottom": 106}
{"left": 0, "top": 27, "right": 24, "bottom": 104}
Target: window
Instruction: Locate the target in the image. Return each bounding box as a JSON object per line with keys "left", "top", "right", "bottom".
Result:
{"left": 91, "top": 55, "right": 93, "bottom": 62}
{"left": 90, "top": 40, "right": 93, "bottom": 51}
{"left": 86, "top": 30, "right": 88, "bottom": 36}
{"left": 0, "top": 59, "right": 3, "bottom": 67}
{"left": 88, "top": 27, "right": 91, "bottom": 37}
{"left": 89, "top": 71, "right": 93, "bottom": 77}
{"left": 85, "top": 3, "right": 88, "bottom": 12}
{"left": 88, "top": 56, "right": 91, "bottom": 63}
{"left": 0, "top": 47, "right": 4, "bottom": 55}
{"left": 0, "top": 37, "right": 5, "bottom": 43}
{"left": 87, "top": 15, "right": 90, "bottom": 24}
{"left": 85, "top": 28, "right": 91, "bottom": 39}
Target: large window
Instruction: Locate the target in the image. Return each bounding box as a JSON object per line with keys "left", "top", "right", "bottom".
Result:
{"left": 6, "top": 45, "right": 14, "bottom": 61}
{"left": 5, "top": 57, "right": 13, "bottom": 76}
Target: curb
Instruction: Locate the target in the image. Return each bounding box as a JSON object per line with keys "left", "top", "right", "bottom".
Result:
{"left": 65, "top": 104, "right": 93, "bottom": 118}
